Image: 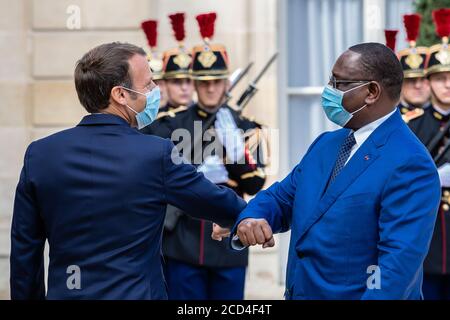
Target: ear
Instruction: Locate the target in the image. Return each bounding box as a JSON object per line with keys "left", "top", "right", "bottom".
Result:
{"left": 365, "top": 81, "right": 381, "bottom": 105}
{"left": 110, "top": 86, "right": 127, "bottom": 106}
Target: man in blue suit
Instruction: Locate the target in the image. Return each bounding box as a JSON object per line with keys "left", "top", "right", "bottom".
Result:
{"left": 10, "top": 42, "right": 246, "bottom": 300}
{"left": 228, "top": 43, "right": 441, "bottom": 299}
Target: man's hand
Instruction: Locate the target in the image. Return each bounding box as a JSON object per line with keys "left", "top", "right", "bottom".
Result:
{"left": 237, "top": 218, "right": 275, "bottom": 248}
{"left": 211, "top": 223, "right": 231, "bottom": 241}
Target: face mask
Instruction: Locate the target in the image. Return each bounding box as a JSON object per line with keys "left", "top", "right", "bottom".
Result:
{"left": 321, "top": 82, "right": 370, "bottom": 127}
{"left": 121, "top": 86, "right": 161, "bottom": 129}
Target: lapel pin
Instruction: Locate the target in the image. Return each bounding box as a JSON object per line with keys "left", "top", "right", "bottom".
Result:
{"left": 364, "top": 155, "right": 370, "bottom": 161}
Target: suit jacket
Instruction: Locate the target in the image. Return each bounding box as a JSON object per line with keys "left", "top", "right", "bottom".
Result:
{"left": 142, "top": 104, "right": 265, "bottom": 267}
{"left": 10, "top": 114, "right": 246, "bottom": 300}
{"left": 232, "top": 110, "right": 441, "bottom": 299}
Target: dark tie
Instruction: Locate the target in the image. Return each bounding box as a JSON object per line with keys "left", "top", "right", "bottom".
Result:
{"left": 329, "top": 132, "right": 356, "bottom": 185}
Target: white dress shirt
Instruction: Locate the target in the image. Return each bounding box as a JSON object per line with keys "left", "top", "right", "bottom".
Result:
{"left": 345, "top": 109, "right": 397, "bottom": 165}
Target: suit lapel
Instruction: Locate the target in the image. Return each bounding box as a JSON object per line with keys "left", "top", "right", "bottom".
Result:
{"left": 316, "top": 130, "right": 350, "bottom": 199}
{"left": 297, "top": 110, "right": 402, "bottom": 241}
{"left": 298, "top": 139, "right": 379, "bottom": 240}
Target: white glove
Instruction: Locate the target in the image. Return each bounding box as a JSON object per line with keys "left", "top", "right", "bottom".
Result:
{"left": 197, "top": 155, "right": 229, "bottom": 184}
{"left": 438, "top": 163, "right": 450, "bottom": 188}
{"left": 215, "top": 108, "right": 245, "bottom": 163}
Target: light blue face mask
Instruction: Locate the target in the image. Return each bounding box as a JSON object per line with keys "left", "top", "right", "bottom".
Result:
{"left": 321, "top": 83, "right": 370, "bottom": 127}
{"left": 121, "top": 86, "right": 161, "bottom": 129}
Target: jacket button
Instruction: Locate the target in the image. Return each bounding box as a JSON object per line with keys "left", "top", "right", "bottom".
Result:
{"left": 297, "top": 251, "right": 305, "bottom": 258}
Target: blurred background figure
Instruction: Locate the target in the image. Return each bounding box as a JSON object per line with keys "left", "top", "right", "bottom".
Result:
{"left": 397, "top": 14, "right": 431, "bottom": 113}
{"left": 141, "top": 13, "right": 195, "bottom": 136}
{"left": 405, "top": 8, "right": 450, "bottom": 300}
{"left": 161, "top": 13, "right": 194, "bottom": 112}
{"left": 144, "top": 12, "right": 267, "bottom": 300}
{"left": 141, "top": 19, "right": 168, "bottom": 107}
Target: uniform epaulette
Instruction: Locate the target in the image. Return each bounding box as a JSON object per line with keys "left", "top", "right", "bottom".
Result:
{"left": 156, "top": 105, "right": 188, "bottom": 120}
{"left": 402, "top": 108, "right": 424, "bottom": 123}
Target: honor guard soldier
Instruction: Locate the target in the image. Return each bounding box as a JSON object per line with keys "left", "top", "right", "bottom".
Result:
{"left": 159, "top": 13, "right": 194, "bottom": 115}
{"left": 406, "top": 8, "right": 450, "bottom": 300}
{"left": 143, "top": 12, "right": 267, "bottom": 300}
{"left": 141, "top": 19, "right": 167, "bottom": 106}
{"left": 397, "top": 14, "right": 431, "bottom": 115}
{"left": 141, "top": 13, "right": 195, "bottom": 136}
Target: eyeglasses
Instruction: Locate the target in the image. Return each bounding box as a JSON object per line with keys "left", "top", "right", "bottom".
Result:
{"left": 328, "top": 75, "right": 371, "bottom": 89}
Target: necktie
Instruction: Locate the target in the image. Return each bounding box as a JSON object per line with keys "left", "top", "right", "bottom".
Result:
{"left": 329, "top": 132, "right": 356, "bottom": 185}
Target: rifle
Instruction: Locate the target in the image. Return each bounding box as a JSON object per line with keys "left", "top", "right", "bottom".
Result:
{"left": 164, "top": 62, "right": 253, "bottom": 231}
{"left": 228, "top": 62, "right": 254, "bottom": 96}
{"left": 184, "top": 53, "right": 278, "bottom": 164}
{"left": 427, "top": 120, "right": 450, "bottom": 154}
{"left": 188, "top": 53, "right": 278, "bottom": 162}
{"left": 434, "top": 139, "right": 450, "bottom": 164}
{"left": 235, "top": 52, "right": 278, "bottom": 112}
{"left": 164, "top": 57, "right": 277, "bottom": 230}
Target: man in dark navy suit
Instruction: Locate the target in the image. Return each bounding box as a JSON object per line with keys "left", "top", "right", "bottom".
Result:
{"left": 10, "top": 42, "right": 246, "bottom": 300}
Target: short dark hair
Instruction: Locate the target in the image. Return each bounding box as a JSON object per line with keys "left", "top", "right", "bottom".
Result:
{"left": 348, "top": 42, "right": 403, "bottom": 100}
{"left": 74, "top": 42, "right": 146, "bottom": 113}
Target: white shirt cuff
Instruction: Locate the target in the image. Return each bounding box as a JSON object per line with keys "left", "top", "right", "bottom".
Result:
{"left": 230, "top": 234, "right": 247, "bottom": 251}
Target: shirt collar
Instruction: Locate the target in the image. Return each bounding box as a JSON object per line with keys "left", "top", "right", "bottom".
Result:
{"left": 352, "top": 109, "right": 396, "bottom": 148}
{"left": 195, "top": 103, "right": 219, "bottom": 118}
{"left": 432, "top": 104, "right": 450, "bottom": 116}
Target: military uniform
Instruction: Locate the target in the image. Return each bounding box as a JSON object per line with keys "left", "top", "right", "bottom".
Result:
{"left": 148, "top": 103, "right": 266, "bottom": 267}
{"left": 145, "top": 13, "right": 193, "bottom": 139}
{"left": 157, "top": 103, "right": 188, "bottom": 116}
{"left": 397, "top": 101, "right": 416, "bottom": 115}
{"left": 142, "top": 12, "right": 267, "bottom": 300}
{"left": 405, "top": 9, "right": 450, "bottom": 299}
{"left": 393, "top": 14, "right": 429, "bottom": 115}
{"left": 154, "top": 26, "right": 193, "bottom": 116}
{"left": 142, "top": 104, "right": 188, "bottom": 141}
{"left": 406, "top": 104, "right": 450, "bottom": 279}
{"left": 397, "top": 101, "right": 430, "bottom": 115}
